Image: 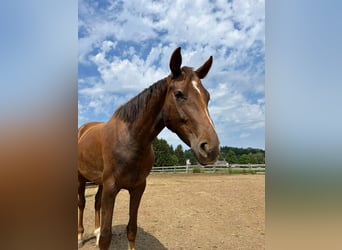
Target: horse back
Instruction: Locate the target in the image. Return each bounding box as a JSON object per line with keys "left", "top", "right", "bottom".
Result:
{"left": 78, "top": 121, "right": 103, "bottom": 142}
{"left": 78, "top": 121, "right": 105, "bottom": 184}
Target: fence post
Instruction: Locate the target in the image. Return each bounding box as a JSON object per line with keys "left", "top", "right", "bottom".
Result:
{"left": 186, "top": 159, "right": 190, "bottom": 173}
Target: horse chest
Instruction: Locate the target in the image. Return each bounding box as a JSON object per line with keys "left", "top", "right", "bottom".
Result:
{"left": 110, "top": 147, "right": 154, "bottom": 188}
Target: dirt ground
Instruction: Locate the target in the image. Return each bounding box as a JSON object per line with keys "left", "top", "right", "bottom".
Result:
{"left": 79, "top": 174, "right": 265, "bottom": 250}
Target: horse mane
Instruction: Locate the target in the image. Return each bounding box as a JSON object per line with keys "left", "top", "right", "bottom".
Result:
{"left": 114, "top": 77, "right": 168, "bottom": 123}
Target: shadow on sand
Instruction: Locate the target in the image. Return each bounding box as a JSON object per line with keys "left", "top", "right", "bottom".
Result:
{"left": 81, "top": 225, "right": 167, "bottom": 250}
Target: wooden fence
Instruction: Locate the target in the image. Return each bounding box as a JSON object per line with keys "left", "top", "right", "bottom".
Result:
{"left": 151, "top": 163, "right": 265, "bottom": 174}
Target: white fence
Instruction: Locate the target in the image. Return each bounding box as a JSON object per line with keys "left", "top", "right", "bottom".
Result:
{"left": 151, "top": 163, "right": 265, "bottom": 173}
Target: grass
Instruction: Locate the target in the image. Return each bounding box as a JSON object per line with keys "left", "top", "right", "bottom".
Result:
{"left": 211, "top": 168, "right": 265, "bottom": 174}
{"left": 192, "top": 166, "right": 202, "bottom": 173}
{"left": 152, "top": 167, "right": 265, "bottom": 175}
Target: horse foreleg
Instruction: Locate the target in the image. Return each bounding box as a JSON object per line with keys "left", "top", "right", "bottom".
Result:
{"left": 94, "top": 184, "right": 103, "bottom": 246}
{"left": 78, "top": 176, "right": 86, "bottom": 247}
{"left": 99, "top": 176, "right": 118, "bottom": 250}
{"left": 127, "top": 181, "right": 146, "bottom": 250}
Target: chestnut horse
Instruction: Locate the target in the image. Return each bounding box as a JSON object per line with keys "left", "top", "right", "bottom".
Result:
{"left": 78, "top": 47, "right": 220, "bottom": 249}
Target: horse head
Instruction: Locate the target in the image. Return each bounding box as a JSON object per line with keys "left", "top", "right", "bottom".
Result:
{"left": 163, "top": 47, "right": 220, "bottom": 165}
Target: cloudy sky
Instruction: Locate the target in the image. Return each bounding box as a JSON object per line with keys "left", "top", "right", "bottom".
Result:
{"left": 78, "top": 0, "right": 265, "bottom": 149}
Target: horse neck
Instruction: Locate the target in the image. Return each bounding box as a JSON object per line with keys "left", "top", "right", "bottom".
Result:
{"left": 121, "top": 78, "right": 169, "bottom": 146}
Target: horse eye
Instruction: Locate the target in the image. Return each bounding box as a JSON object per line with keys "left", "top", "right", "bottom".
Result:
{"left": 174, "top": 91, "right": 185, "bottom": 100}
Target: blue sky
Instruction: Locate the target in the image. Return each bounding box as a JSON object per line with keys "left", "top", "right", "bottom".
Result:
{"left": 78, "top": 0, "right": 265, "bottom": 149}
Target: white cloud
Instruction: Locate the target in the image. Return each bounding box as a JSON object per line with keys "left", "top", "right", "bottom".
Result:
{"left": 78, "top": 0, "right": 265, "bottom": 148}
{"left": 78, "top": 0, "right": 264, "bottom": 62}
{"left": 240, "top": 132, "right": 251, "bottom": 139}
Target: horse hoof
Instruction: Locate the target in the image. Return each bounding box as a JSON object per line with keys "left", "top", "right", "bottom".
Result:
{"left": 94, "top": 227, "right": 100, "bottom": 246}
{"left": 78, "top": 233, "right": 84, "bottom": 248}
{"left": 128, "top": 241, "right": 135, "bottom": 250}
{"left": 78, "top": 239, "right": 83, "bottom": 248}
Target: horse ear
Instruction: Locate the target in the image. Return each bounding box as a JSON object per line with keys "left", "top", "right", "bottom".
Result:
{"left": 169, "top": 47, "right": 182, "bottom": 78}
{"left": 196, "top": 56, "right": 213, "bottom": 79}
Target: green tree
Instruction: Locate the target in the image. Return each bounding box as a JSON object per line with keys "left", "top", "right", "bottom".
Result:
{"left": 226, "top": 149, "right": 238, "bottom": 163}
{"left": 153, "top": 142, "right": 265, "bottom": 166}
{"left": 184, "top": 149, "right": 197, "bottom": 165}
{"left": 174, "top": 145, "right": 186, "bottom": 165}
{"left": 239, "top": 154, "right": 250, "bottom": 164}
{"left": 218, "top": 150, "right": 226, "bottom": 161}
{"left": 152, "top": 138, "right": 178, "bottom": 166}
{"left": 248, "top": 153, "right": 257, "bottom": 164}
{"left": 255, "top": 152, "right": 265, "bottom": 163}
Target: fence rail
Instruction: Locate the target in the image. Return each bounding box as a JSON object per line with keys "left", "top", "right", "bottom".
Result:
{"left": 151, "top": 163, "right": 265, "bottom": 173}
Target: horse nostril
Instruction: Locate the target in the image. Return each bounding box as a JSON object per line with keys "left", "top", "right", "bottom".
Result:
{"left": 200, "top": 142, "right": 209, "bottom": 153}
{"left": 197, "top": 139, "right": 220, "bottom": 164}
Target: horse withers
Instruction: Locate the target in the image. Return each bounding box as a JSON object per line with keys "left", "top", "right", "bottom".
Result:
{"left": 78, "top": 47, "right": 220, "bottom": 249}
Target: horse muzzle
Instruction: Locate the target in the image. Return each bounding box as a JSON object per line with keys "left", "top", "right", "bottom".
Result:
{"left": 192, "top": 139, "right": 220, "bottom": 165}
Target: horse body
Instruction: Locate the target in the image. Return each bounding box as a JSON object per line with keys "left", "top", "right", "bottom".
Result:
{"left": 78, "top": 48, "right": 220, "bottom": 250}
{"left": 78, "top": 122, "right": 105, "bottom": 184}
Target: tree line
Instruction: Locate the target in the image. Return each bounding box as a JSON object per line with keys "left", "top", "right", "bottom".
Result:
{"left": 152, "top": 138, "right": 265, "bottom": 167}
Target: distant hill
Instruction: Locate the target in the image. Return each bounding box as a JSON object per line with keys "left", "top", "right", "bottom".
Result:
{"left": 153, "top": 138, "right": 265, "bottom": 166}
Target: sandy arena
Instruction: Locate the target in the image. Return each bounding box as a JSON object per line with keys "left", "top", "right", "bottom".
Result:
{"left": 79, "top": 174, "right": 264, "bottom": 249}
